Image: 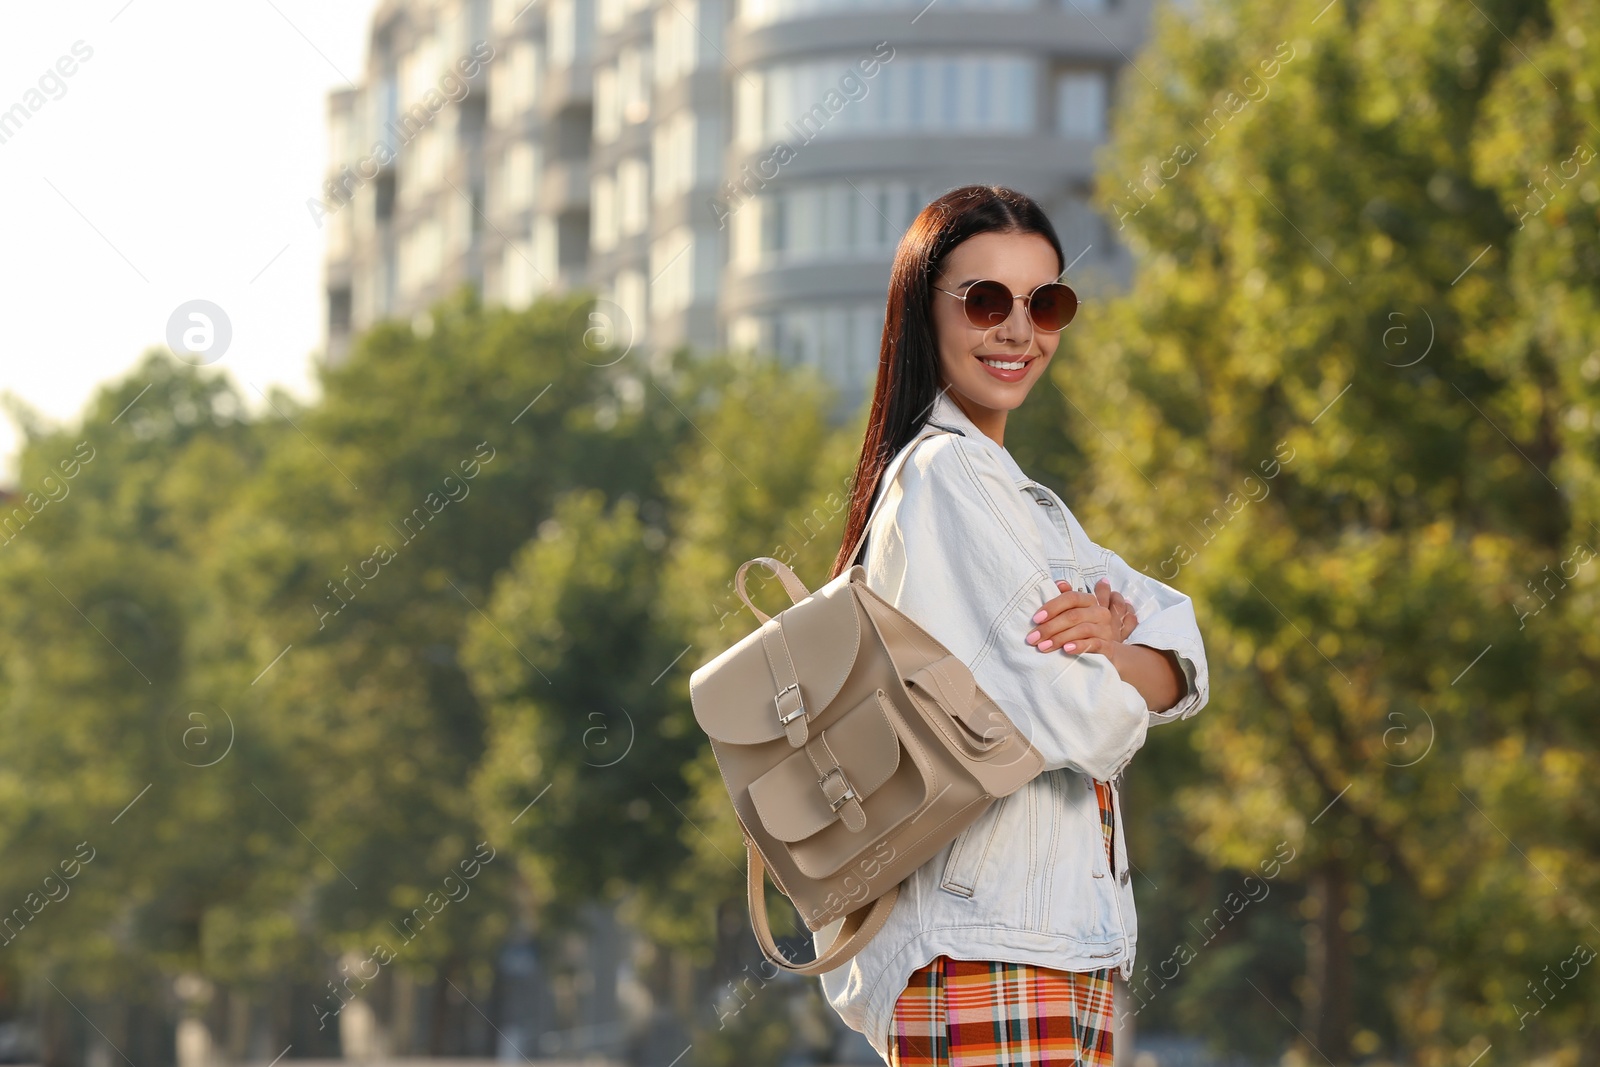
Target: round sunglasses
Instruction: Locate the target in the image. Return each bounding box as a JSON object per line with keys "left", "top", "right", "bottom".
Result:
{"left": 932, "top": 278, "right": 1080, "bottom": 333}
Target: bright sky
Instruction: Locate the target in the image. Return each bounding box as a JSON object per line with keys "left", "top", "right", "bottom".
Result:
{"left": 0, "top": 0, "right": 382, "bottom": 482}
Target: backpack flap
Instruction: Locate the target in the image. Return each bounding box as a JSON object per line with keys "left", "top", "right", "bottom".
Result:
{"left": 689, "top": 567, "right": 861, "bottom": 747}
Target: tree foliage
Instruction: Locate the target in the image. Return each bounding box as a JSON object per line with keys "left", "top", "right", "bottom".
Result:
{"left": 1034, "top": 0, "right": 1600, "bottom": 1058}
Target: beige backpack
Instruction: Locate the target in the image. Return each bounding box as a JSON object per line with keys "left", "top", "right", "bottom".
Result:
{"left": 688, "top": 428, "right": 1044, "bottom": 975}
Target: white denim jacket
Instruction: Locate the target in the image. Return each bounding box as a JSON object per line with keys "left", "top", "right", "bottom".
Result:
{"left": 814, "top": 389, "right": 1209, "bottom": 1059}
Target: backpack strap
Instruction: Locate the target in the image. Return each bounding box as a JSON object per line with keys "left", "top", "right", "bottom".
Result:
{"left": 745, "top": 837, "right": 900, "bottom": 976}
{"left": 843, "top": 426, "right": 955, "bottom": 571}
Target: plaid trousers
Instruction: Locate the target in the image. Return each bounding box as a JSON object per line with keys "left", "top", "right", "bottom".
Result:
{"left": 885, "top": 779, "right": 1119, "bottom": 1066}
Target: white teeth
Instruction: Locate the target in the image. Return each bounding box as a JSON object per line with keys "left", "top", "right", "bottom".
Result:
{"left": 980, "top": 357, "right": 1026, "bottom": 370}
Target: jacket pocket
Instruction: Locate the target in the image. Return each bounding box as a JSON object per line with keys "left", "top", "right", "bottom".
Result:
{"left": 938, "top": 793, "right": 1008, "bottom": 898}
{"left": 1034, "top": 777, "right": 1123, "bottom": 949}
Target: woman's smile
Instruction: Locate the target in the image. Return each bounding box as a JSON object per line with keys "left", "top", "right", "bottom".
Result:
{"left": 974, "top": 351, "right": 1039, "bottom": 381}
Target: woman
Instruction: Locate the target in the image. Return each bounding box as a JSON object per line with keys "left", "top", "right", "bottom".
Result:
{"left": 817, "top": 185, "right": 1210, "bottom": 1065}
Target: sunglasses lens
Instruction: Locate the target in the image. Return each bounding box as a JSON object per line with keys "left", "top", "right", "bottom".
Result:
{"left": 963, "top": 280, "right": 1013, "bottom": 328}
{"left": 1028, "top": 283, "right": 1078, "bottom": 331}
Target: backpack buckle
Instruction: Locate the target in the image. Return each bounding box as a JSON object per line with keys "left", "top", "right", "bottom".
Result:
{"left": 775, "top": 683, "right": 806, "bottom": 725}
{"left": 818, "top": 766, "right": 857, "bottom": 812}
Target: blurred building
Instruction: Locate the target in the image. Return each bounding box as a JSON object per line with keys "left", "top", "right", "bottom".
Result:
{"left": 321, "top": 0, "right": 1149, "bottom": 413}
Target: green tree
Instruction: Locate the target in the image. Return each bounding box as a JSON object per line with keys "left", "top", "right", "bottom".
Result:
{"left": 192, "top": 288, "right": 681, "bottom": 988}
{"left": 0, "top": 354, "right": 294, "bottom": 1067}
{"left": 0, "top": 288, "right": 695, "bottom": 1056}
{"left": 1038, "top": 0, "right": 1600, "bottom": 1059}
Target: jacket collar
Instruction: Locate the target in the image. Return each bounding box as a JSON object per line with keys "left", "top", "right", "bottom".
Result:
{"left": 924, "top": 386, "right": 1032, "bottom": 486}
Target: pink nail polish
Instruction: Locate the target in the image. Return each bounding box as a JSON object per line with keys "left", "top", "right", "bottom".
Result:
{"left": 1032, "top": 609, "right": 1048, "bottom": 623}
{"left": 1038, "top": 640, "right": 1053, "bottom": 651}
{"left": 1025, "top": 630, "right": 1039, "bottom": 644}
{"left": 1062, "top": 643, "right": 1076, "bottom": 652}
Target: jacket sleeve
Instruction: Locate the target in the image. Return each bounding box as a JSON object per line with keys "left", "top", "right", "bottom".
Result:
{"left": 863, "top": 433, "right": 1150, "bottom": 781}
{"left": 1060, "top": 506, "right": 1211, "bottom": 727}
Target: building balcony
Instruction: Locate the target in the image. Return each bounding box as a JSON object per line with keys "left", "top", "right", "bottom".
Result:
{"left": 726, "top": 4, "right": 1146, "bottom": 67}
{"left": 723, "top": 132, "right": 1103, "bottom": 186}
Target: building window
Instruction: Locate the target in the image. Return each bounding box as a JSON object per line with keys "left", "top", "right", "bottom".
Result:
{"left": 448, "top": 190, "right": 473, "bottom": 256}
{"left": 327, "top": 286, "right": 352, "bottom": 335}
{"left": 328, "top": 196, "right": 353, "bottom": 259}
{"left": 466, "top": 0, "right": 490, "bottom": 53}
{"left": 728, "top": 179, "right": 943, "bottom": 268}
{"left": 655, "top": 1, "right": 707, "bottom": 86}
{"left": 498, "top": 141, "right": 537, "bottom": 213}
{"left": 645, "top": 226, "right": 717, "bottom": 316}
{"left": 618, "top": 157, "right": 649, "bottom": 235}
{"left": 1053, "top": 195, "right": 1100, "bottom": 269}
{"left": 510, "top": 40, "right": 539, "bottom": 116}
{"left": 1057, "top": 71, "right": 1107, "bottom": 139}
{"left": 737, "top": 54, "right": 1037, "bottom": 148}
{"left": 375, "top": 71, "right": 398, "bottom": 131}
{"left": 548, "top": 0, "right": 593, "bottom": 68}
{"left": 502, "top": 238, "right": 540, "bottom": 309}
{"left": 398, "top": 215, "right": 444, "bottom": 299}
{"left": 651, "top": 227, "right": 695, "bottom": 316}
{"left": 729, "top": 303, "right": 885, "bottom": 395}
{"left": 618, "top": 45, "right": 651, "bottom": 126}
{"left": 407, "top": 125, "right": 444, "bottom": 201}
{"left": 592, "top": 171, "right": 618, "bottom": 251}
{"left": 652, "top": 112, "right": 698, "bottom": 203}
{"left": 378, "top": 250, "right": 395, "bottom": 314}
{"left": 400, "top": 37, "right": 440, "bottom": 110}
{"left": 490, "top": 54, "right": 514, "bottom": 127}
{"left": 548, "top": 0, "right": 573, "bottom": 67}
{"left": 595, "top": 64, "right": 621, "bottom": 142}
{"left": 533, "top": 215, "right": 559, "bottom": 285}
{"left": 327, "top": 101, "right": 353, "bottom": 171}
{"left": 613, "top": 269, "right": 648, "bottom": 342}
{"left": 375, "top": 170, "right": 396, "bottom": 223}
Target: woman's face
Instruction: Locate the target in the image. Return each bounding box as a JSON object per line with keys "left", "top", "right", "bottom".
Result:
{"left": 931, "top": 229, "right": 1063, "bottom": 440}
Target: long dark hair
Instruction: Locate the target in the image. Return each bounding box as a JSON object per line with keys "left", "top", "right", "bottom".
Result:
{"left": 829, "top": 185, "right": 1065, "bottom": 580}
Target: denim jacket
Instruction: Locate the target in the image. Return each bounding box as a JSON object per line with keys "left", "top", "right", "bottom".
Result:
{"left": 814, "top": 389, "right": 1209, "bottom": 1058}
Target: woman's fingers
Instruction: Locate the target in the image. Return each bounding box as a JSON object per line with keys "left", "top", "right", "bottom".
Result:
{"left": 1027, "top": 605, "right": 1117, "bottom": 651}
{"left": 1028, "top": 579, "right": 1132, "bottom": 653}
{"left": 1038, "top": 620, "right": 1118, "bottom": 651}
{"left": 1032, "top": 587, "right": 1095, "bottom": 625}
{"left": 1109, "top": 590, "right": 1139, "bottom": 638}
{"left": 1048, "top": 614, "right": 1111, "bottom": 636}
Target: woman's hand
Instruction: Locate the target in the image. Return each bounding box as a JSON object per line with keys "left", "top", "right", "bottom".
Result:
{"left": 1024, "top": 578, "right": 1139, "bottom": 654}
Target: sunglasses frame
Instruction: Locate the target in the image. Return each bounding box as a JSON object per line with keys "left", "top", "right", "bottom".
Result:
{"left": 931, "top": 277, "right": 1079, "bottom": 334}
